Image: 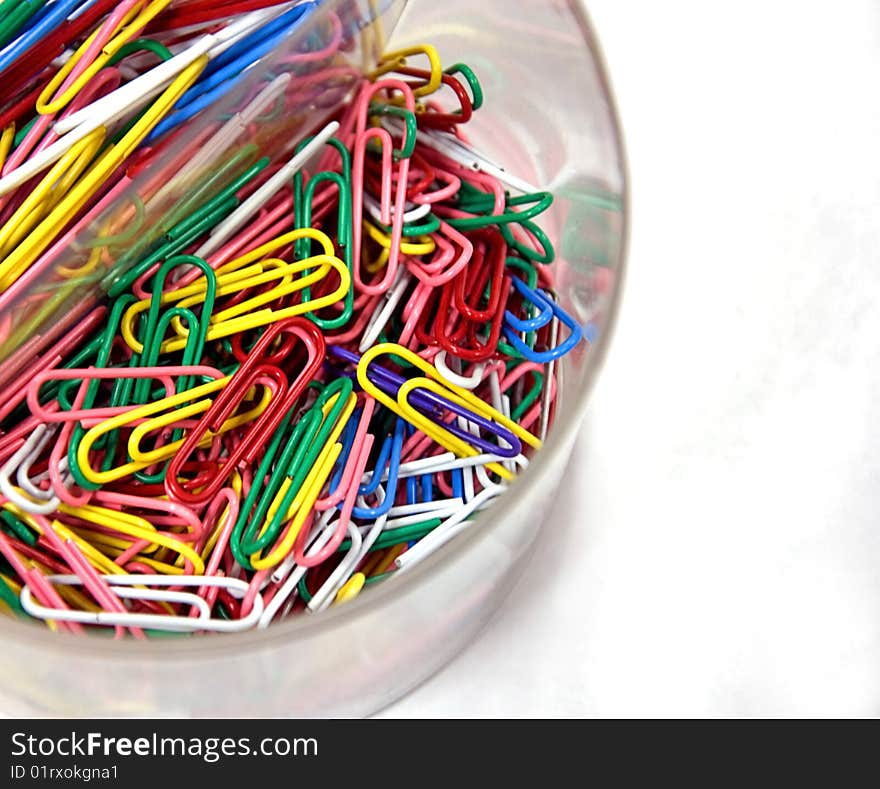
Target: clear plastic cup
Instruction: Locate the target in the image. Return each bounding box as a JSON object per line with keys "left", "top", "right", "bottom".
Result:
{"left": 0, "top": 0, "right": 627, "bottom": 716}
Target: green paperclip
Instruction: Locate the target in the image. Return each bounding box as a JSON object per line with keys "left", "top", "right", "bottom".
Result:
{"left": 510, "top": 370, "right": 544, "bottom": 421}
{"left": 230, "top": 377, "right": 354, "bottom": 570}
{"left": 295, "top": 136, "right": 353, "bottom": 329}
{"left": 0, "top": 573, "right": 26, "bottom": 618}
{"left": 376, "top": 211, "right": 441, "bottom": 238}
{"left": 445, "top": 63, "right": 484, "bottom": 111}
{"left": 65, "top": 297, "right": 140, "bottom": 490}
{"left": 107, "top": 39, "right": 173, "bottom": 67}
{"left": 0, "top": 509, "right": 37, "bottom": 547}
{"left": 338, "top": 518, "right": 442, "bottom": 553}
{"left": 136, "top": 255, "right": 217, "bottom": 398}
{"left": 369, "top": 104, "right": 417, "bottom": 160}
{"left": 11, "top": 117, "right": 36, "bottom": 150}
{"left": 0, "top": 0, "right": 46, "bottom": 50}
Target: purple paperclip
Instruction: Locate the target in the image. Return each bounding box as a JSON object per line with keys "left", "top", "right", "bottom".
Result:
{"left": 327, "top": 345, "right": 521, "bottom": 457}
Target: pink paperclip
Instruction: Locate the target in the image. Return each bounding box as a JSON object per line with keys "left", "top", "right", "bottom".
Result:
{"left": 18, "top": 564, "right": 84, "bottom": 635}
{"left": 47, "top": 380, "right": 93, "bottom": 507}
{"left": 411, "top": 166, "right": 461, "bottom": 206}
{"left": 94, "top": 491, "right": 203, "bottom": 539}
{"left": 325, "top": 292, "right": 382, "bottom": 345}
{"left": 0, "top": 524, "right": 83, "bottom": 633}
{"left": 32, "top": 511, "right": 140, "bottom": 639}
{"left": 26, "top": 365, "right": 225, "bottom": 423}
{"left": 0, "top": 307, "right": 106, "bottom": 421}
{"left": 404, "top": 221, "right": 473, "bottom": 287}
{"left": 240, "top": 568, "right": 269, "bottom": 618}
{"left": 351, "top": 79, "right": 416, "bottom": 296}
{"left": 420, "top": 146, "right": 506, "bottom": 216}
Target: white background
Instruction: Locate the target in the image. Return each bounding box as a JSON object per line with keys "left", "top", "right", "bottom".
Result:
{"left": 382, "top": 0, "right": 880, "bottom": 716}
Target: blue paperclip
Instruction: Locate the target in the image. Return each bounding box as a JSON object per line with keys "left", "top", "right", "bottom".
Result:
{"left": 349, "top": 417, "right": 405, "bottom": 519}
{"left": 451, "top": 468, "right": 465, "bottom": 499}
{"left": 146, "top": 3, "right": 318, "bottom": 142}
{"left": 358, "top": 429, "right": 393, "bottom": 496}
{"left": 502, "top": 286, "right": 584, "bottom": 363}
{"left": 504, "top": 277, "right": 554, "bottom": 333}
{"left": 205, "top": 2, "right": 318, "bottom": 76}
{"left": 0, "top": 0, "right": 89, "bottom": 74}
{"left": 420, "top": 473, "right": 433, "bottom": 503}
{"left": 326, "top": 410, "right": 359, "bottom": 497}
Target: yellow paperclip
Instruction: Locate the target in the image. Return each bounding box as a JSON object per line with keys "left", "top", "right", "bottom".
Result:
{"left": 119, "top": 227, "right": 341, "bottom": 352}
{"left": 0, "top": 125, "right": 14, "bottom": 172}
{"left": 0, "top": 128, "right": 105, "bottom": 259}
{"left": 123, "top": 255, "right": 351, "bottom": 353}
{"left": 358, "top": 344, "right": 541, "bottom": 481}
{"left": 127, "top": 383, "right": 272, "bottom": 465}
{"left": 0, "top": 55, "right": 207, "bottom": 293}
{"left": 362, "top": 221, "right": 435, "bottom": 273}
{"left": 249, "top": 391, "right": 357, "bottom": 570}
{"left": 370, "top": 44, "right": 443, "bottom": 98}
{"left": 37, "top": 0, "right": 175, "bottom": 116}
{"left": 249, "top": 443, "right": 342, "bottom": 571}
{"left": 335, "top": 572, "right": 365, "bottom": 604}
{"left": 120, "top": 255, "right": 349, "bottom": 353}
{"left": 56, "top": 503, "right": 205, "bottom": 575}
{"left": 76, "top": 375, "right": 270, "bottom": 484}
{"left": 3, "top": 501, "right": 127, "bottom": 578}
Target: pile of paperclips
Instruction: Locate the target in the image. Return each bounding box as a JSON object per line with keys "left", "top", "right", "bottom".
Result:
{"left": 0, "top": 0, "right": 593, "bottom": 635}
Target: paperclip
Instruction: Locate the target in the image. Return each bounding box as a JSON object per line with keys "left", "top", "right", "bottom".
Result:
{"left": 503, "top": 285, "right": 584, "bottom": 363}
{"left": 227, "top": 380, "right": 353, "bottom": 564}
{"left": 165, "top": 316, "right": 325, "bottom": 505}
{"left": 370, "top": 44, "right": 443, "bottom": 98}
{"left": 21, "top": 574, "right": 263, "bottom": 632}
{"left": 356, "top": 343, "right": 538, "bottom": 479}
{"left": 351, "top": 78, "right": 416, "bottom": 295}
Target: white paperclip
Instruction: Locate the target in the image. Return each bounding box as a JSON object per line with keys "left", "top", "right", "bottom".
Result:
{"left": 376, "top": 451, "right": 529, "bottom": 483}
{"left": 434, "top": 351, "right": 486, "bottom": 390}
{"left": 0, "top": 424, "right": 61, "bottom": 514}
{"left": 257, "top": 508, "right": 339, "bottom": 628}
{"left": 308, "top": 488, "right": 390, "bottom": 613}
{"left": 381, "top": 506, "right": 463, "bottom": 530}
{"left": 363, "top": 193, "right": 431, "bottom": 226}
{"left": 358, "top": 268, "right": 411, "bottom": 351}
{"left": 386, "top": 498, "right": 464, "bottom": 518}
{"left": 306, "top": 520, "right": 362, "bottom": 612}
{"left": 394, "top": 486, "right": 506, "bottom": 573}
{"left": 20, "top": 575, "right": 264, "bottom": 632}
{"left": 195, "top": 119, "right": 340, "bottom": 259}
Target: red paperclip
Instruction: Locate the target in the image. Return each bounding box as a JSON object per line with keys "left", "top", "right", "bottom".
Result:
{"left": 165, "top": 317, "right": 325, "bottom": 505}
{"left": 394, "top": 67, "right": 475, "bottom": 129}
